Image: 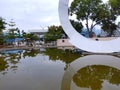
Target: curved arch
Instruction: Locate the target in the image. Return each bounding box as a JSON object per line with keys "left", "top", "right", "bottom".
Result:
{"left": 59, "top": 0, "right": 120, "bottom": 53}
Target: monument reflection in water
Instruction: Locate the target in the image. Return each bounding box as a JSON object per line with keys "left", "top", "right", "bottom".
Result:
{"left": 0, "top": 49, "right": 120, "bottom": 90}
{"left": 61, "top": 55, "right": 120, "bottom": 90}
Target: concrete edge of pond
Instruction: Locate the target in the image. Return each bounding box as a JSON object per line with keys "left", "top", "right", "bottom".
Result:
{"left": 0, "top": 46, "right": 120, "bottom": 57}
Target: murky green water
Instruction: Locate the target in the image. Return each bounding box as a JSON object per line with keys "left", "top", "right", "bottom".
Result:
{"left": 0, "top": 48, "right": 120, "bottom": 90}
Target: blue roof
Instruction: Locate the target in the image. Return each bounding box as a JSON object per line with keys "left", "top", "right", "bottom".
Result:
{"left": 81, "top": 31, "right": 89, "bottom": 37}
{"left": 6, "top": 38, "right": 24, "bottom": 43}
{"left": 15, "top": 38, "right": 24, "bottom": 41}
{"left": 6, "top": 39, "right": 15, "bottom": 43}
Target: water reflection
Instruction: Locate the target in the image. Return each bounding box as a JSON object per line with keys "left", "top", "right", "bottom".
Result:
{"left": 44, "top": 48, "right": 81, "bottom": 70}
{"left": 61, "top": 55, "right": 120, "bottom": 90}
{"left": 73, "top": 65, "right": 120, "bottom": 90}
{"left": 1, "top": 49, "right": 120, "bottom": 90}
{"left": 0, "top": 57, "right": 8, "bottom": 75}
{"left": 23, "top": 49, "right": 41, "bottom": 58}
{"left": 0, "top": 48, "right": 81, "bottom": 90}
{"left": 0, "top": 48, "right": 81, "bottom": 75}
{"left": 44, "top": 48, "right": 81, "bottom": 63}
{"left": 0, "top": 50, "right": 23, "bottom": 74}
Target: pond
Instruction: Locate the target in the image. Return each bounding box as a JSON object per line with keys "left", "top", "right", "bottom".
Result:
{"left": 0, "top": 48, "right": 120, "bottom": 90}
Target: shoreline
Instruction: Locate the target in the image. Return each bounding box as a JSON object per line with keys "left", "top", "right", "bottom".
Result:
{"left": 0, "top": 46, "right": 57, "bottom": 52}
{"left": 0, "top": 46, "right": 120, "bottom": 57}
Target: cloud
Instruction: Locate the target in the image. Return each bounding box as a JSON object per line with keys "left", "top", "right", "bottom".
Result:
{"left": 0, "top": 0, "right": 60, "bottom": 32}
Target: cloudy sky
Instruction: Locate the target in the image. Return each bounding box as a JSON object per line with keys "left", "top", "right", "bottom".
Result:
{"left": 0, "top": 0, "right": 61, "bottom": 32}
{"left": 0, "top": 0, "right": 119, "bottom": 32}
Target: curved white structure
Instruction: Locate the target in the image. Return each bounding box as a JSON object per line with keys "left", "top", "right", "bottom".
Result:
{"left": 59, "top": 0, "right": 120, "bottom": 53}
{"left": 61, "top": 55, "right": 120, "bottom": 90}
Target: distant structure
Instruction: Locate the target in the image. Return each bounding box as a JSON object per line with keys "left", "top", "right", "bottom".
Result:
{"left": 29, "top": 28, "right": 48, "bottom": 44}
{"left": 81, "top": 31, "right": 96, "bottom": 38}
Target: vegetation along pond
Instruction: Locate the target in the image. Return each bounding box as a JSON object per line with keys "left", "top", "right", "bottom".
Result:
{"left": 0, "top": 48, "right": 120, "bottom": 90}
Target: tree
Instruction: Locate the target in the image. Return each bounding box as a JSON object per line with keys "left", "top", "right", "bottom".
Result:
{"left": 7, "top": 19, "right": 17, "bottom": 40}
{"left": 24, "top": 33, "right": 39, "bottom": 46}
{"left": 0, "top": 17, "right": 6, "bottom": 45}
{"left": 27, "top": 33, "right": 39, "bottom": 41}
{"left": 70, "top": 20, "right": 83, "bottom": 33}
{"left": 16, "top": 28, "right": 21, "bottom": 38}
{"left": 109, "top": 0, "right": 120, "bottom": 15}
{"left": 0, "top": 17, "right": 6, "bottom": 32}
{"left": 44, "top": 23, "right": 83, "bottom": 42}
{"left": 101, "top": 0, "right": 120, "bottom": 36}
{"left": 69, "top": 0, "right": 118, "bottom": 37}
{"left": 22, "top": 30, "right": 27, "bottom": 38}
{"left": 44, "top": 25, "right": 63, "bottom": 42}
{"left": 6, "top": 19, "right": 23, "bottom": 46}
{"left": 102, "top": 19, "right": 117, "bottom": 37}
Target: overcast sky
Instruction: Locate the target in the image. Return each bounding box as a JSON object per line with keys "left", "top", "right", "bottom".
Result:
{"left": 0, "top": 0, "right": 119, "bottom": 32}
{"left": 0, "top": 0, "right": 60, "bottom": 32}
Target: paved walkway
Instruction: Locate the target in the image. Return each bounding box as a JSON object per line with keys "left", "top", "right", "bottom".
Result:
{"left": 0, "top": 45, "right": 57, "bottom": 52}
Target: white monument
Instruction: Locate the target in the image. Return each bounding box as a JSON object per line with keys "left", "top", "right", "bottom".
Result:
{"left": 59, "top": 0, "right": 120, "bottom": 53}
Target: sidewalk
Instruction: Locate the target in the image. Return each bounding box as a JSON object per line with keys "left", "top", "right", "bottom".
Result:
{"left": 0, "top": 45, "right": 57, "bottom": 52}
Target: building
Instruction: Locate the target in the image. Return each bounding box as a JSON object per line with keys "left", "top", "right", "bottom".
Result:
{"left": 57, "top": 39, "right": 75, "bottom": 50}
{"left": 28, "top": 28, "right": 48, "bottom": 44}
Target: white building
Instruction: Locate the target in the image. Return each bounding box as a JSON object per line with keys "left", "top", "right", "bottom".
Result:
{"left": 57, "top": 39, "right": 75, "bottom": 50}
{"left": 28, "top": 28, "right": 48, "bottom": 44}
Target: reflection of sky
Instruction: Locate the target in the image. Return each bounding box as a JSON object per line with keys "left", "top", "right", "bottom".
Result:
{"left": 0, "top": 53, "right": 65, "bottom": 90}
{"left": 102, "top": 80, "right": 120, "bottom": 90}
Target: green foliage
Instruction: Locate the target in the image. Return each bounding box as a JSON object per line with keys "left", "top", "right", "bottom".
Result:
{"left": 109, "top": 0, "right": 120, "bottom": 15}
{"left": 23, "top": 49, "right": 40, "bottom": 57}
{"left": 0, "top": 17, "right": 6, "bottom": 32}
{"left": 73, "top": 65, "right": 120, "bottom": 90}
{"left": 70, "top": 20, "right": 83, "bottom": 33}
{"left": 22, "top": 30, "right": 27, "bottom": 39}
{"left": 16, "top": 28, "right": 21, "bottom": 38}
{"left": 26, "top": 33, "right": 39, "bottom": 41}
{"left": 69, "top": 0, "right": 119, "bottom": 37}
{"left": 44, "top": 48, "right": 81, "bottom": 64}
{"left": 44, "top": 25, "right": 63, "bottom": 42}
{"left": 7, "top": 19, "right": 17, "bottom": 39}
{"left": 7, "top": 20, "right": 22, "bottom": 40}
{"left": 0, "top": 57, "right": 8, "bottom": 71}
{"left": 102, "top": 20, "right": 117, "bottom": 36}
{"left": 20, "top": 32, "right": 39, "bottom": 46}
{"left": 0, "top": 17, "right": 7, "bottom": 44}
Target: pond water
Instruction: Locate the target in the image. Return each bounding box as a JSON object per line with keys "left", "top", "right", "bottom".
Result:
{"left": 0, "top": 48, "right": 120, "bottom": 90}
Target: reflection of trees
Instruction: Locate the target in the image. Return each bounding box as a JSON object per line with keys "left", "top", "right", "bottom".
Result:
{"left": 0, "top": 48, "right": 81, "bottom": 75}
{"left": 23, "top": 49, "right": 40, "bottom": 58}
{"left": 44, "top": 48, "right": 81, "bottom": 70}
{"left": 73, "top": 65, "right": 120, "bottom": 90}
{"left": 44, "top": 48, "right": 81, "bottom": 63}
{"left": 0, "top": 51, "right": 22, "bottom": 75}
{"left": 0, "top": 57, "right": 9, "bottom": 73}
{"left": 0, "top": 49, "right": 41, "bottom": 75}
